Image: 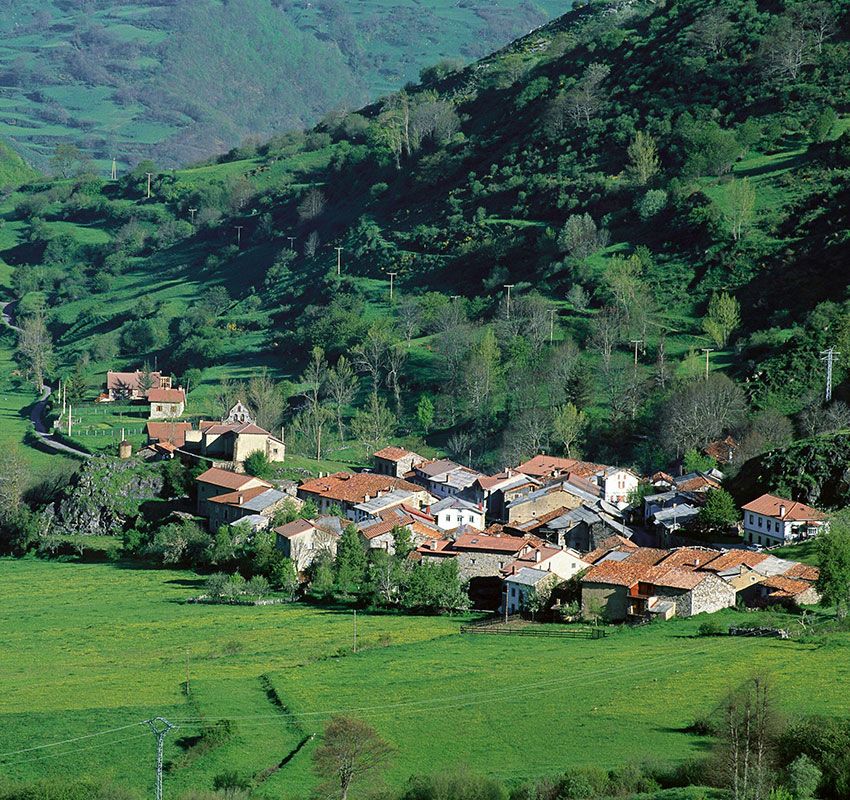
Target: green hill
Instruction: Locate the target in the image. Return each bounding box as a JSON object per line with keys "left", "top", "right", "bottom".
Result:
{"left": 0, "top": 0, "right": 568, "bottom": 170}
{"left": 2, "top": 0, "right": 850, "bottom": 482}
{"left": 0, "top": 139, "right": 37, "bottom": 188}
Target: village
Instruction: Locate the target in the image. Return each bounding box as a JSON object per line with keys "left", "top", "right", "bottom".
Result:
{"left": 78, "top": 366, "right": 826, "bottom": 625}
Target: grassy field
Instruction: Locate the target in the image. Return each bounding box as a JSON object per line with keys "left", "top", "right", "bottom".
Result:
{"left": 1, "top": 560, "right": 848, "bottom": 799}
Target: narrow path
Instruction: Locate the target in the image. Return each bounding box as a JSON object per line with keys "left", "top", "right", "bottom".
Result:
{"left": 30, "top": 384, "right": 92, "bottom": 459}
{"left": 1, "top": 300, "right": 20, "bottom": 332}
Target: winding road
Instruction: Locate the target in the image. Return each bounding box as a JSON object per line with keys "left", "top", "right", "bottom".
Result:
{"left": 2, "top": 300, "right": 91, "bottom": 459}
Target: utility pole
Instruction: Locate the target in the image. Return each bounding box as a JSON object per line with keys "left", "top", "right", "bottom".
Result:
{"left": 145, "top": 172, "right": 153, "bottom": 199}
{"left": 67, "top": 404, "right": 72, "bottom": 436}
{"left": 287, "top": 236, "right": 295, "bottom": 250}
{"left": 146, "top": 718, "right": 177, "bottom": 800}
{"left": 353, "top": 609, "right": 357, "bottom": 653}
{"left": 503, "top": 284, "right": 515, "bottom": 320}
{"left": 387, "top": 272, "right": 397, "bottom": 301}
{"left": 188, "top": 207, "right": 197, "bottom": 225}
{"left": 185, "top": 648, "right": 191, "bottom": 696}
{"left": 235, "top": 226, "right": 244, "bottom": 247}
{"left": 629, "top": 339, "right": 643, "bottom": 367}
{"left": 549, "top": 308, "right": 556, "bottom": 344}
{"left": 701, "top": 348, "right": 714, "bottom": 380}
{"left": 111, "top": 158, "right": 117, "bottom": 181}
{"left": 334, "top": 246, "right": 343, "bottom": 277}
{"left": 822, "top": 347, "right": 839, "bottom": 402}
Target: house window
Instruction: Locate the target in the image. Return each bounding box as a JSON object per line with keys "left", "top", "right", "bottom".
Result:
{"left": 156, "top": 405, "right": 163, "bottom": 412}
{"left": 758, "top": 516, "right": 763, "bottom": 528}
{"left": 749, "top": 513, "right": 754, "bottom": 524}
{"left": 511, "top": 587, "right": 516, "bottom": 597}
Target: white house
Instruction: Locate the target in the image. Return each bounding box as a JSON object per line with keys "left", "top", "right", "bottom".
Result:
{"left": 430, "top": 496, "right": 485, "bottom": 531}
{"left": 600, "top": 467, "right": 640, "bottom": 506}
{"left": 504, "top": 568, "right": 559, "bottom": 614}
{"left": 741, "top": 494, "right": 827, "bottom": 547}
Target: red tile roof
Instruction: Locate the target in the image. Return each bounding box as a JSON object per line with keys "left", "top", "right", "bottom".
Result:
{"left": 783, "top": 562, "right": 820, "bottom": 582}
{"left": 452, "top": 533, "right": 530, "bottom": 554}
{"left": 373, "top": 446, "right": 419, "bottom": 461}
{"left": 197, "top": 467, "right": 269, "bottom": 491}
{"left": 742, "top": 494, "right": 826, "bottom": 522}
{"left": 658, "top": 547, "right": 720, "bottom": 569}
{"left": 299, "top": 472, "right": 422, "bottom": 504}
{"left": 760, "top": 575, "right": 817, "bottom": 598}
{"left": 622, "top": 547, "right": 669, "bottom": 565}
{"left": 583, "top": 560, "right": 709, "bottom": 591}
{"left": 146, "top": 421, "right": 192, "bottom": 447}
{"left": 107, "top": 370, "right": 162, "bottom": 391}
{"left": 699, "top": 550, "right": 769, "bottom": 573}
{"left": 147, "top": 388, "right": 185, "bottom": 404}
{"left": 274, "top": 519, "right": 315, "bottom": 538}
{"left": 515, "top": 455, "right": 579, "bottom": 477}
{"left": 209, "top": 486, "right": 270, "bottom": 506}
{"left": 361, "top": 516, "right": 414, "bottom": 540}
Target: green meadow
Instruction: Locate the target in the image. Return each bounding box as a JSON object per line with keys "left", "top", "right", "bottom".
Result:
{"left": 1, "top": 560, "right": 848, "bottom": 799}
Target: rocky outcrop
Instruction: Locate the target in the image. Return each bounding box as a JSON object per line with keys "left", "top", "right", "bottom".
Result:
{"left": 50, "top": 455, "right": 164, "bottom": 536}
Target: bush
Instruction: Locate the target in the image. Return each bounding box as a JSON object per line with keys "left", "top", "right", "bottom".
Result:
{"left": 698, "top": 620, "right": 724, "bottom": 637}
{"left": 637, "top": 189, "right": 668, "bottom": 220}
{"left": 243, "top": 450, "right": 274, "bottom": 479}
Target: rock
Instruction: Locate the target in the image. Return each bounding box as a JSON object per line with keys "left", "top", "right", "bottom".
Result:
{"left": 51, "top": 454, "right": 165, "bottom": 537}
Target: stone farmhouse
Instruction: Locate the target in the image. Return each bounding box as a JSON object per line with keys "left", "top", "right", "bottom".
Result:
{"left": 274, "top": 517, "right": 340, "bottom": 572}
{"left": 297, "top": 472, "right": 432, "bottom": 519}
{"left": 580, "top": 543, "right": 820, "bottom": 621}
{"left": 195, "top": 467, "right": 289, "bottom": 531}
{"left": 184, "top": 402, "right": 284, "bottom": 465}
{"left": 372, "top": 446, "right": 426, "bottom": 477}
{"left": 410, "top": 459, "right": 484, "bottom": 499}
{"left": 146, "top": 387, "right": 185, "bottom": 419}
{"left": 105, "top": 370, "right": 171, "bottom": 401}
{"left": 515, "top": 455, "right": 640, "bottom": 506}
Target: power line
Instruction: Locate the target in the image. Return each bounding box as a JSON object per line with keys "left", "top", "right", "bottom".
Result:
{"left": 0, "top": 731, "right": 151, "bottom": 769}
{"left": 0, "top": 721, "right": 146, "bottom": 759}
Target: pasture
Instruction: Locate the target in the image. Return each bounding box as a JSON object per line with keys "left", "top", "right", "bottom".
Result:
{"left": 1, "top": 560, "right": 849, "bottom": 799}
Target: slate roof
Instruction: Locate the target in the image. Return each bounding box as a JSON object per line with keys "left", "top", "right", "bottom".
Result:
{"left": 506, "top": 567, "right": 553, "bottom": 587}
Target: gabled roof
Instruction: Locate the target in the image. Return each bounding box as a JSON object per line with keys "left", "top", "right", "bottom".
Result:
{"left": 147, "top": 387, "right": 185, "bottom": 404}
{"left": 415, "top": 458, "right": 462, "bottom": 477}
{"left": 299, "top": 472, "right": 422, "bottom": 503}
{"left": 452, "top": 532, "right": 530, "bottom": 554}
{"left": 107, "top": 370, "right": 162, "bottom": 391}
{"left": 430, "top": 496, "right": 482, "bottom": 514}
{"left": 622, "top": 547, "right": 669, "bottom": 566}
{"left": 208, "top": 486, "right": 271, "bottom": 506}
{"left": 741, "top": 494, "right": 826, "bottom": 522}
{"left": 699, "top": 550, "right": 769, "bottom": 573}
{"left": 358, "top": 515, "right": 414, "bottom": 540}
{"left": 759, "top": 575, "right": 817, "bottom": 598}
{"left": 197, "top": 467, "right": 269, "bottom": 491}
{"left": 515, "top": 455, "right": 579, "bottom": 477}
{"left": 658, "top": 547, "right": 720, "bottom": 569}
{"left": 783, "top": 562, "right": 820, "bottom": 582}
{"left": 146, "top": 421, "right": 192, "bottom": 446}
{"left": 373, "top": 446, "right": 420, "bottom": 461}
{"left": 274, "top": 519, "right": 315, "bottom": 538}
{"left": 506, "top": 567, "right": 554, "bottom": 587}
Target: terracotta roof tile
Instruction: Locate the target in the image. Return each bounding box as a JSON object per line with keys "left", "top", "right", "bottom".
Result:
{"left": 274, "top": 519, "right": 315, "bottom": 538}
{"left": 452, "top": 533, "right": 529, "bottom": 553}
{"left": 374, "top": 446, "right": 419, "bottom": 461}
{"left": 699, "top": 550, "right": 770, "bottom": 572}
{"left": 146, "top": 421, "right": 192, "bottom": 446}
{"left": 741, "top": 494, "right": 826, "bottom": 521}
{"left": 783, "top": 562, "right": 820, "bottom": 582}
{"left": 208, "top": 486, "right": 270, "bottom": 506}
{"left": 760, "top": 575, "right": 817, "bottom": 597}
{"left": 147, "top": 388, "right": 185, "bottom": 404}
{"left": 622, "top": 547, "right": 669, "bottom": 565}
{"left": 299, "top": 472, "right": 422, "bottom": 504}
{"left": 658, "top": 547, "right": 720, "bottom": 569}
{"left": 197, "top": 467, "right": 269, "bottom": 491}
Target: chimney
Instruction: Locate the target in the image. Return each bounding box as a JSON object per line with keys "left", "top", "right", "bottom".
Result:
{"left": 779, "top": 504, "right": 786, "bottom": 518}
{"left": 535, "top": 549, "right": 542, "bottom": 563}
{"left": 238, "top": 494, "right": 244, "bottom": 504}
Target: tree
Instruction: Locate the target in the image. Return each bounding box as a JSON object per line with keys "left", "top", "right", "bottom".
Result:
{"left": 552, "top": 403, "right": 585, "bottom": 457}
{"left": 298, "top": 188, "right": 326, "bottom": 222}
{"left": 806, "top": 2, "right": 837, "bottom": 53}
{"left": 50, "top": 143, "right": 84, "bottom": 178}
{"left": 590, "top": 307, "right": 622, "bottom": 374}
{"left": 351, "top": 394, "right": 396, "bottom": 454}
{"left": 384, "top": 342, "right": 407, "bottom": 415}
{"left": 723, "top": 179, "right": 757, "bottom": 241}
{"left": 313, "top": 716, "right": 393, "bottom": 800}
{"left": 683, "top": 448, "right": 715, "bottom": 474}
{"left": 247, "top": 368, "right": 285, "bottom": 432}
{"left": 662, "top": 374, "right": 746, "bottom": 456}
{"left": 704, "top": 292, "right": 741, "bottom": 347}
{"left": 697, "top": 489, "right": 739, "bottom": 532}
{"left": 353, "top": 327, "right": 388, "bottom": 397}
{"left": 715, "top": 676, "right": 781, "bottom": 800}
{"left": 272, "top": 558, "right": 299, "bottom": 600}
{"left": 626, "top": 131, "right": 660, "bottom": 186}
{"left": 760, "top": 16, "right": 812, "bottom": 82}
{"left": 402, "top": 560, "right": 469, "bottom": 613}
{"left": 326, "top": 356, "right": 359, "bottom": 441}
{"left": 17, "top": 311, "right": 54, "bottom": 390}
{"left": 810, "top": 107, "right": 837, "bottom": 143}
{"left": 335, "top": 524, "right": 367, "bottom": 596}
{"left": 244, "top": 450, "right": 274, "bottom": 480}
{"left": 787, "top": 754, "right": 821, "bottom": 800}
{"left": 558, "top": 213, "right": 609, "bottom": 260}
{"left": 416, "top": 395, "right": 435, "bottom": 435}
{"left": 564, "top": 63, "right": 610, "bottom": 126}
{"left": 816, "top": 517, "right": 850, "bottom": 619}
{"left": 690, "top": 8, "right": 734, "bottom": 59}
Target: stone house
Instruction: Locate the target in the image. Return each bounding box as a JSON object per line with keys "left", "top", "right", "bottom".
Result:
{"left": 274, "top": 518, "right": 339, "bottom": 571}
{"left": 410, "top": 459, "right": 484, "bottom": 500}
{"left": 106, "top": 370, "right": 170, "bottom": 401}
{"left": 372, "top": 446, "right": 426, "bottom": 477}
{"left": 206, "top": 485, "right": 289, "bottom": 532}
{"left": 297, "top": 472, "right": 431, "bottom": 519}
{"left": 504, "top": 568, "right": 560, "bottom": 615}
{"left": 185, "top": 420, "right": 285, "bottom": 464}
{"left": 196, "top": 467, "right": 272, "bottom": 518}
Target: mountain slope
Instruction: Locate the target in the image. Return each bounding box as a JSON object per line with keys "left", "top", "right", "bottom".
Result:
{"left": 3, "top": 0, "right": 850, "bottom": 478}
{"left": 0, "top": 0, "right": 567, "bottom": 169}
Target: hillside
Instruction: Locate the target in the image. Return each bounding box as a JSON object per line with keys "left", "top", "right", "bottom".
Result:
{"left": 2, "top": 0, "right": 850, "bottom": 485}
{"left": 0, "top": 0, "right": 567, "bottom": 169}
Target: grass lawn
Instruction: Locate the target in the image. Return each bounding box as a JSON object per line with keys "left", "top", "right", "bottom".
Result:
{"left": 1, "top": 561, "right": 849, "bottom": 800}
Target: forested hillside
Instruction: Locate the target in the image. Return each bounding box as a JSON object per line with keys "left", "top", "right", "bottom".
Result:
{"left": 0, "top": 0, "right": 566, "bottom": 169}
{"left": 3, "top": 0, "right": 850, "bottom": 492}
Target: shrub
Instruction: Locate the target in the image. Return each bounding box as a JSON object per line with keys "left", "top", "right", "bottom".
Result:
{"left": 698, "top": 620, "right": 724, "bottom": 637}
{"left": 637, "top": 189, "right": 668, "bottom": 220}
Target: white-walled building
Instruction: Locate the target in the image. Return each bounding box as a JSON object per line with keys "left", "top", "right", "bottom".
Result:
{"left": 741, "top": 494, "right": 827, "bottom": 547}
{"left": 430, "top": 496, "right": 485, "bottom": 531}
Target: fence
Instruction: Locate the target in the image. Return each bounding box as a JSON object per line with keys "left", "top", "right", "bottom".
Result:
{"left": 460, "top": 617, "right": 607, "bottom": 639}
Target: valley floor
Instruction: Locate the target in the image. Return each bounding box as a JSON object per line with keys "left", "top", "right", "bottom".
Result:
{"left": 1, "top": 560, "right": 848, "bottom": 798}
